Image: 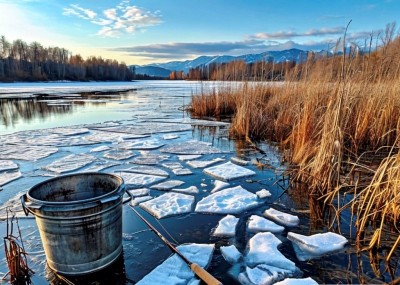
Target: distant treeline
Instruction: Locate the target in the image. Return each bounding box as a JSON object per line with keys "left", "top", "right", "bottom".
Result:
{"left": 0, "top": 35, "right": 134, "bottom": 82}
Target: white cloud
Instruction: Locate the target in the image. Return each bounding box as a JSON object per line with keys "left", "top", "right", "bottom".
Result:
{"left": 62, "top": 0, "right": 162, "bottom": 38}
{"left": 252, "top": 27, "right": 345, "bottom": 40}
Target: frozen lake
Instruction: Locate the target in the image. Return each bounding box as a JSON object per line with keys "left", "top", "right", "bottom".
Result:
{"left": 0, "top": 81, "right": 388, "bottom": 284}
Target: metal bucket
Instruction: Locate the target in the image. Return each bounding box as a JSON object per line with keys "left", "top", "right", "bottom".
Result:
{"left": 21, "top": 172, "right": 125, "bottom": 276}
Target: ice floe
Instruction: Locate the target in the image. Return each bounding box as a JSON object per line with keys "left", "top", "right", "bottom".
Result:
{"left": 287, "top": 232, "right": 348, "bottom": 261}
{"left": 163, "top": 134, "right": 179, "bottom": 140}
{"left": 231, "top": 157, "right": 249, "bottom": 165}
{"left": 248, "top": 215, "right": 285, "bottom": 233}
{"left": 171, "top": 186, "right": 199, "bottom": 195}
{"left": 44, "top": 154, "right": 96, "bottom": 173}
{"left": 130, "top": 196, "right": 153, "bottom": 206}
{"left": 83, "top": 131, "right": 130, "bottom": 143}
{"left": 210, "top": 180, "right": 230, "bottom": 194}
{"left": 256, "top": 189, "right": 272, "bottom": 199}
{"left": 263, "top": 208, "right": 300, "bottom": 227}
{"left": 150, "top": 180, "right": 185, "bottom": 190}
{"left": 161, "top": 140, "right": 222, "bottom": 155}
{"left": 274, "top": 277, "right": 318, "bottom": 285}
{"left": 161, "top": 162, "right": 183, "bottom": 170}
{"left": 118, "top": 139, "right": 164, "bottom": 150}
{"left": 48, "top": 127, "right": 89, "bottom": 136}
{"left": 82, "top": 161, "right": 118, "bottom": 172}
{"left": 195, "top": 186, "right": 259, "bottom": 214}
{"left": 140, "top": 192, "right": 194, "bottom": 219}
{"left": 127, "top": 188, "right": 150, "bottom": 197}
{"left": 99, "top": 122, "right": 192, "bottom": 135}
{"left": 172, "top": 168, "right": 192, "bottom": 176}
{"left": 0, "top": 160, "right": 18, "bottom": 172}
{"left": 123, "top": 165, "right": 169, "bottom": 177}
{"left": 130, "top": 153, "right": 169, "bottom": 165}
{"left": 245, "top": 232, "right": 296, "bottom": 271}
{"left": 89, "top": 145, "right": 111, "bottom": 153}
{"left": 136, "top": 243, "right": 214, "bottom": 285}
{"left": 103, "top": 150, "right": 135, "bottom": 160}
{"left": 186, "top": 158, "right": 224, "bottom": 168}
{"left": 0, "top": 171, "right": 22, "bottom": 186}
{"left": 220, "top": 245, "right": 241, "bottom": 264}
{"left": 177, "top": 154, "right": 202, "bottom": 161}
{"left": 0, "top": 145, "right": 58, "bottom": 161}
{"left": 117, "top": 172, "right": 167, "bottom": 188}
{"left": 238, "top": 264, "right": 299, "bottom": 285}
{"left": 213, "top": 215, "right": 239, "bottom": 237}
{"left": 204, "top": 162, "right": 256, "bottom": 181}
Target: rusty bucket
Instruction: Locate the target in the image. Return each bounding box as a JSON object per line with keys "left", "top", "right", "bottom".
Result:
{"left": 21, "top": 172, "right": 125, "bottom": 276}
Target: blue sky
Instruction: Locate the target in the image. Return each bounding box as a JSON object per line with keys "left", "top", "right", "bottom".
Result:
{"left": 0, "top": 0, "right": 399, "bottom": 65}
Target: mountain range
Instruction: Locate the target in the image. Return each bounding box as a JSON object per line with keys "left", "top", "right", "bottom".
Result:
{"left": 133, "top": 48, "right": 317, "bottom": 77}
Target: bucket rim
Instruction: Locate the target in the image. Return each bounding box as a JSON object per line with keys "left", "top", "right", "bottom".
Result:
{"left": 26, "top": 172, "right": 125, "bottom": 206}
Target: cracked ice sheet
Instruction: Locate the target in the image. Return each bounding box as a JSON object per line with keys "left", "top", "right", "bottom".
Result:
{"left": 137, "top": 244, "right": 214, "bottom": 285}
{"left": 0, "top": 160, "right": 18, "bottom": 172}
{"left": 140, "top": 192, "right": 194, "bottom": 219}
{"left": 248, "top": 215, "right": 284, "bottom": 233}
{"left": 117, "top": 172, "right": 167, "bottom": 188}
{"left": 150, "top": 180, "right": 185, "bottom": 190}
{"left": 263, "top": 208, "right": 300, "bottom": 227}
{"left": 213, "top": 215, "right": 239, "bottom": 237}
{"left": 161, "top": 140, "right": 222, "bottom": 155}
{"left": 287, "top": 232, "right": 348, "bottom": 261}
{"left": 246, "top": 232, "right": 296, "bottom": 271}
{"left": 122, "top": 165, "right": 169, "bottom": 177}
{"left": 186, "top": 158, "right": 225, "bottom": 168}
{"left": 195, "top": 186, "right": 259, "bottom": 214}
{"left": 103, "top": 150, "right": 135, "bottom": 160}
{"left": 0, "top": 171, "right": 22, "bottom": 186}
{"left": 204, "top": 162, "right": 255, "bottom": 181}
{"left": 43, "top": 154, "right": 96, "bottom": 173}
{"left": 0, "top": 145, "right": 58, "bottom": 161}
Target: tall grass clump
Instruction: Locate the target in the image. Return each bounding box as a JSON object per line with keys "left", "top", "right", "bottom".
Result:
{"left": 190, "top": 23, "right": 400, "bottom": 259}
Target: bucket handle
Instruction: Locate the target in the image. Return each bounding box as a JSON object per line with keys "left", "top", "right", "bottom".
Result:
{"left": 20, "top": 194, "right": 41, "bottom": 216}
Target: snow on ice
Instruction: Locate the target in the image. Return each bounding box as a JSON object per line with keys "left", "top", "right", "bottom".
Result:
{"left": 140, "top": 192, "right": 194, "bottom": 219}
{"left": 130, "top": 153, "right": 169, "bottom": 165}
{"left": 256, "top": 189, "right": 272, "bottom": 199}
{"left": 136, "top": 243, "right": 214, "bottom": 285}
{"left": 163, "top": 134, "right": 179, "bottom": 140}
{"left": 122, "top": 165, "right": 169, "bottom": 177}
{"left": 150, "top": 180, "right": 185, "bottom": 190}
{"left": 220, "top": 245, "right": 241, "bottom": 264}
{"left": 171, "top": 186, "right": 199, "bottom": 195}
{"left": 0, "top": 145, "right": 58, "bottom": 161}
{"left": 44, "top": 154, "right": 96, "bottom": 173}
{"left": 130, "top": 196, "right": 153, "bottom": 206}
{"left": 213, "top": 215, "right": 239, "bottom": 237}
{"left": 0, "top": 171, "right": 22, "bottom": 186}
{"left": 287, "top": 232, "right": 348, "bottom": 261}
{"left": 161, "top": 140, "right": 222, "bottom": 155}
{"left": 177, "top": 155, "right": 202, "bottom": 161}
{"left": 274, "top": 277, "right": 318, "bottom": 285}
{"left": 103, "top": 150, "right": 135, "bottom": 160}
{"left": 172, "top": 168, "right": 192, "bottom": 176}
{"left": 117, "top": 172, "right": 167, "bottom": 188}
{"left": 230, "top": 157, "right": 249, "bottom": 165}
{"left": 161, "top": 162, "right": 183, "bottom": 170}
{"left": 0, "top": 160, "right": 19, "bottom": 172}
{"left": 90, "top": 145, "right": 111, "bottom": 153}
{"left": 210, "top": 180, "right": 230, "bottom": 194}
{"left": 127, "top": 188, "right": 150, "bottom": 197}
{"left": 263, "top": 208, "right": 300, "bottom": 227}
{"left": 195, "top": 186, "right": 259, "bottom": 214}
{"left": 186, "top": 158, "right": 224, "bottom": 168}
{"left": 238, "top": 264, "right": 299, "bottom": 285}
{"left": 118, "top": 139, "right": 164, "bottom": 150}
{"left": 204, "top": 162, "right": 256, "bottom": 181}
{"left": 248, "top": 215, "right": 285, "bottom": 233}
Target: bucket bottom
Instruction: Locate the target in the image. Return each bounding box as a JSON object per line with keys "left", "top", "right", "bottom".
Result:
{"left": 47, "top": 244, "right": 123, "bottom": 276}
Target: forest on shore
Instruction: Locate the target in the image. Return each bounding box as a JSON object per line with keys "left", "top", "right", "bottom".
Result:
{"left": 0, "top": 36, "right": 134, "bottom": 82}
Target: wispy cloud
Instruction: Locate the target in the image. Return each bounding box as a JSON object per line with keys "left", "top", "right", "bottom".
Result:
{"left": 251, "top": 27, "right": 345, "bottom": 40}
{"left": 62, "top": 0, "right": 162, "bottom": 37}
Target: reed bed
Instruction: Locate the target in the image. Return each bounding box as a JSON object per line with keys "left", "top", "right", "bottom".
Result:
{"left": 190, "top": 30, "right": 400, "bottom": 261}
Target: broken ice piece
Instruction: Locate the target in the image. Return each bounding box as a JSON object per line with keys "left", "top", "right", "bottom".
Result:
{"left": 0, "top": 160, "right": 18, "bottom": 172}
{"left": 274, "top": 277, "right": 318, "bottom": 285}
{"left": 230, "top": 157, "right": 249, "bottom": 165}
{"left": 172, "top": 168, "right": 192, "bottom": 176}
{"left": 140, "top": 192, "right": 194, "bottom": 219}
{"left": 89, "top": 145, "right": 111, "bottom": 153}
{"left": 130, "top": 196, "right": 153, "bottom": 206}
{"left": 263, "top": 208, "right": 300, "bottom": 227}
{"left": 171, "top": 186, "right": 199, "bottom": 195}
{"left": 186, "top": 158, "right": 224, "bottom": 168}
{"left": 130, "top": 154, "right": 169, "bottom": 165}
{"left": 245, "top": 232, "right": 296, "bottom": 271}
{"left": 44, "top": 154, "right": 96, "bottom": 173}
{"left": 123, "top": 165, "right": 169, "bottom": 177}
{"left": 119, "top": 140, "right": 164, "bottom": 150}
{"left": 178, "top": 155, "right": 202, "bottom": 161}
{"left": 287, "top": 232, "right": 348, "bottom": 261}
{"left": 213, "top": 215, "right": 239, "bottom": 237}
{"left": 256, "top": 189, "right": 272, "bottom": 198}
{"left": 210, "top": 180, "right": 230, "bottom": 194}
{"left": 103, "top": 150, "right": 135, "bottom": 160}
{"left": 150, "top": 180, "right": 185, "bottom": 190}
{"left": 0, "top": 171, "right": 22, "bottom": 186}
{"left": 195, "top": 186, "right": 259, "bottom": 214}
{"left": 162, "top": 162, "right": 183, "bottom": 170}
{"left": 204, "top": 161, "right": 256, "bottom": 181}
{"left": 220, "top": 245, "right": 241, "bottom": 264}
{"left": 163, "top": 134, "right": 179, "bottom": 140}
{"left": 161, "top": 140, "right": 222, "bottom": 155}
{"left": 248, "top": 215, "right": 284, "bottom": 233}
{"left": 127, "top": 188, "right": 150, "bottom": 197}
{"left": 117, "top": 172, "right": 167, "bottom": 188}
{"left": 238, "top": 264, "right": 298, "bottom": 285}
{"left": 136, "top": 243, "right": 214, "bottom": 285}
